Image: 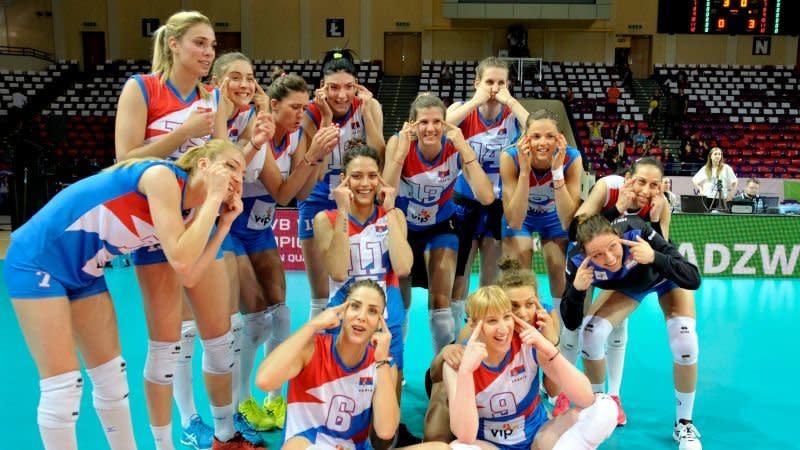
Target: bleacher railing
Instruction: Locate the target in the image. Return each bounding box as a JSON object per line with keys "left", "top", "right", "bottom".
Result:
{"left": 499, "top": 57, "right": 542, "bottom": 82}
{"left": 0, "top": 46, "right": 55, "bottom": 63}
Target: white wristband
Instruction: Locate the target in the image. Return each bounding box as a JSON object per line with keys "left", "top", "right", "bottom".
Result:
{"left": 551, "top": 166, "right": 565, "bottom": 181}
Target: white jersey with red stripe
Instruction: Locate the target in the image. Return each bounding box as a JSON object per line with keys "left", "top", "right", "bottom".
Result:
{"left": 601, "top": 174, "right": 652, "bottom": 219}
{"left": 133, "top": 73, "right": 220, "bottom": 160}
{"left": 396, "top": 136, "right": 461, "bottom": 230}
{"left": 472, "top": 334, "right": 548, "bottom": 449}
{"left": 285, "top": 334, "right": 378, "bottom": 450}
{"left": 304, "top": 98, "right": 367, "bottom": 204}
{"left": 454, "top": 105, "right": 521, "bottom": 198}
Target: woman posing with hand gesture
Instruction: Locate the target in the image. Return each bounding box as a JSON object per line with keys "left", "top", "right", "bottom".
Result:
{"left": 444, "top": 286, "right": 617, "bottom": 450}
{"left": 314, "top": 145, "right": 412, "bottom": 379}
{"left": 299, "top": 49, "right": 386, "bottom": 321}
{"left": 562, "top": 214, "right": 703, "bottom": 450}
{"left": 383, "top": 93, "right": 494, "bottom": 353}
{"left": 255, "top": 281, "right": 445, "bottom": 450}
{"left": 446, "top": 57, "right": 530, "bottom": 336}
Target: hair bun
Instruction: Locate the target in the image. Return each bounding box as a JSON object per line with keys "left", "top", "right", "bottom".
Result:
{"left": 497, "top": 256, "right": 522, "bottom": 272}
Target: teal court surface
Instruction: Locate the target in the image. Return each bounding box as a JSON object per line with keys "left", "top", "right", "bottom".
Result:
{"left": 1, "top": 266, "right": 797, "bottom": 449}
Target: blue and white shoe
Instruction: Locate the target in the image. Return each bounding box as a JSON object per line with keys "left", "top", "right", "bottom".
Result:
{"left": 234, "top": 412, "right": 264, "bottom": 446}
{"left": 180, "top": 414, "right": 214, "bottom": 450}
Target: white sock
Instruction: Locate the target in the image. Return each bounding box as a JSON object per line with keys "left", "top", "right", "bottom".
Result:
{"left": 430, "top": 308, "right": 456, "bottom": 353}
{"left": 451, "top": 299, "right": 466, "bottom": 339}
{"left": 606, "top": 318, "right": 628, "bottom": 397}
{"left": 173, "top": 320, "right": 198, "bottom": 428}
{"left": 87, "top": 356, "right": 136, "bottom": 449}
{"left": 266, "top": 303, "right": 291, "bottom": 399}
{"left": 230, "top": 313, "right": 243, "bottom": 407}
{"left": 240, "top": 311, "right": 271, "bottom": 401}
{"left": 310, "top": 297, "right": 328, "bottom": 319}
{"left": 211, "top": 403, "right": 235, "bottom": 442}
{"left": 591, "top": 383, "right": 605, "bottom": 393}
{"left": 675, "top": 390, "right": 696, "bottom": 422}
{"left": 151, "top": 423, "right": 174, "bottom": 450}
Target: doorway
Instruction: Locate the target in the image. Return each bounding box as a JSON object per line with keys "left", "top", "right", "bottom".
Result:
{"left": 81, "top": 32, "right": 106, "bottom": 71}
{"left": 383, "top": 32, "right": 421, "bottom": 76}
{"left": 629, "top": 36, "right": 652, "bottom": 78}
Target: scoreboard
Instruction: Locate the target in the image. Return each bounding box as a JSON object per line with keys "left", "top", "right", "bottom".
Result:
{"left": 658, "top": 0, "right": 800, "bottom": 35}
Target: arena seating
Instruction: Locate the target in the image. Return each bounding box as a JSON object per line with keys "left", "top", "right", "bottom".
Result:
{"left": 655, "top": 64, "right": 800, "bottom": 178}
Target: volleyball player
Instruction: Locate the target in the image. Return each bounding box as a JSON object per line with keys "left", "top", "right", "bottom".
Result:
{"left": 563, "top": 214, "right": 703, "bottom": 450}
{"left": 4, "top": 140, "right": 244, "bottom": 450}
{"left": 298, "top": 49, "right": 386, "bottom": 320}
{"left": 115, "top": 11, "right": 261, "bottom": 449}
{"left": 446, "top": 57, "right": 528, "bottom": 337}
{"left": 383, "top": 93, "right": 494, "bottom": 353}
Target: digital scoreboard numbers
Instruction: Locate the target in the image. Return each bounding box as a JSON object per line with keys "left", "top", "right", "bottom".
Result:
{"left": 659, "top": 0, "right": 799, "bottom": 35}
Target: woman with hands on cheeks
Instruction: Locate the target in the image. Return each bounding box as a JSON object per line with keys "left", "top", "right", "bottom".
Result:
{"left": 562, "top": 214, "right": 703, "bottom": 450}
{"left": 443, "top": 286, "right": 618, "bottom": 450}
{"left": 314, "top": 145, "right": 412, "bottom": 380}
{"left": 499, "top": 109, "right": 583, "bottom": 412}
{"left": 255, "top": 281, "right": 446, "bottom": 450}
{"left": 445, "top": 57, "right": 530, "bottom": 338}
{"left": 299, "top": 48, "right": 385, "bottom": 321}
{"left": 383, "top": 93, "right": 495, "bottom": 354}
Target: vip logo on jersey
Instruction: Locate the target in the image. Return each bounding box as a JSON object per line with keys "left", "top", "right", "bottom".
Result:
{"left": 252, "top": 206, "right": 275, "bottom": 226}
{"left": 490, "top": 422, "right": 518, "bottom": 440}
{"left": 594, "top": 270, "right": 608, "bottom": 280}
{"left": 358, "top": 376, "right": 373, "bottom": 386}
{"left": 409, "top": 209, "right": 432, "bottom": 224}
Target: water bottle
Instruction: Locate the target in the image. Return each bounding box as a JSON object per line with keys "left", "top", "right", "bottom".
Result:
{"left": 756, "top": 198, "right": 764, "bottom": 214}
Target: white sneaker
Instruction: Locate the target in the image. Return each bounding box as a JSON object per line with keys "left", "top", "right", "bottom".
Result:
{"left": 673, "top": 421, "right": 702, "bottom": 450}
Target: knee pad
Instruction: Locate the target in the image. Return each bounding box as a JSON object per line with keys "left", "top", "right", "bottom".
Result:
{"left": 561, "top": 327, "right": 580, "bottom": 353}
{"left": 580, "top": 316, "right": 613, "bottom": 361}
{"left": 242, "top": 311, "right": 271, "bottom": 347}
{"left": 143, "top": 340, "right": 181, "bottom": 385}
{"left": 667, "top": 316, "right": 699, "bottom": 366}
{"left": 429, "top": 308, "right": 455, "bottom": 352}
{"left": 38, "top": 371, "right": 83, "bottom": 429}
{"left": 607, "top": 318, "right": 628, "bottom": 350}
{"left": 574, "top": 394, "right": 618, "bottom": 446}
{"left": 268, "top": 303, "right": 291, "bottom": 343}
{"left": 177, "top": 320, "right": 197, "bottom": 366}
{"left": 87, "top": 356, "right": 130, "bottom": 411}
{"left": 201, "top": 331, "right": 235, "bottom": 375}
{"left": 230, "top": 314, "right": 243, "bottom": 355}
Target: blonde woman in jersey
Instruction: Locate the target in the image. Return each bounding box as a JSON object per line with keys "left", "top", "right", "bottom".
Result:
{"left": 298, "top": 49, "right": 385, "bottom": 321}
{"left": 115, "top": 11, "right": 262, "bottom": 450}
{"left": 446, "top": 56, "right": 529, "bottom": 338}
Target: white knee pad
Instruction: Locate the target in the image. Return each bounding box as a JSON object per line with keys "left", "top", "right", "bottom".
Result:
{"left": 242, "top": 311, "right": 271, "bottom": 347}
{"left": 87, "top": 356, "right": 129, "bottom": 410}
{"left": 574, "top": 394, "right": 618, "bottom": 447}
{"left": 561, "top": 327, "right": 580, "bottom": 353}
{"left": 38, "top": 371, "right": 83, "bottom": 428}
{"left": 580, "top": 316, "right": 613, "bottom": 361}
{"left": 177, "top": 320, "right": 198, "bottom": 366}
{"left": 607, "top": 318, "right": 628, "bottom": 350}
{"left": 268, "top": 303, "right": 291, "bottom": 343}
{"left": 230, "top": 314, "right": 243, "bottom": 356}
{"left": 201, "top": 331, "right": 235, "bottom": 375}
{"left": 667, "top": 316, "right": 699, "bottom": 366}
{"left": 144, "top": 340, "right": 181, "bottom": 385}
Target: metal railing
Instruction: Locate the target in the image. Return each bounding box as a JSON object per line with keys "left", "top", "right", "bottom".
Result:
{"left": 0, "top": 46, "right": 55, "bottom": 63}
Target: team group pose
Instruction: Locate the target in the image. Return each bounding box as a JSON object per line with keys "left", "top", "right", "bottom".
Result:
{"left": 4, "top": 9, "right": 707, "bottom": 450}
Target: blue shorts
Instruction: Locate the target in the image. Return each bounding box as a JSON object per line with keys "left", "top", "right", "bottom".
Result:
{"left": 619, "top": 278, "right": 680, "bottom": 303}
{"left": 297, "top": 199, "right": 335, "bottom": 240}
{"left": 229, "top": 227, "right": 277, "bottom": 257}
{"left": 408, "top": 216, "right": 459, "bottom": 289}
{"left": 501, "top": 210, "right": 568, "bottom": 241}
{"left": 3, "top": 245, "right": 109, "bottom": 300}
{"left": 133, "top": 229, "right": 225, "bottom": 266}
{"left": 221, "top": 234, "right": 238, "bottom": 254}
